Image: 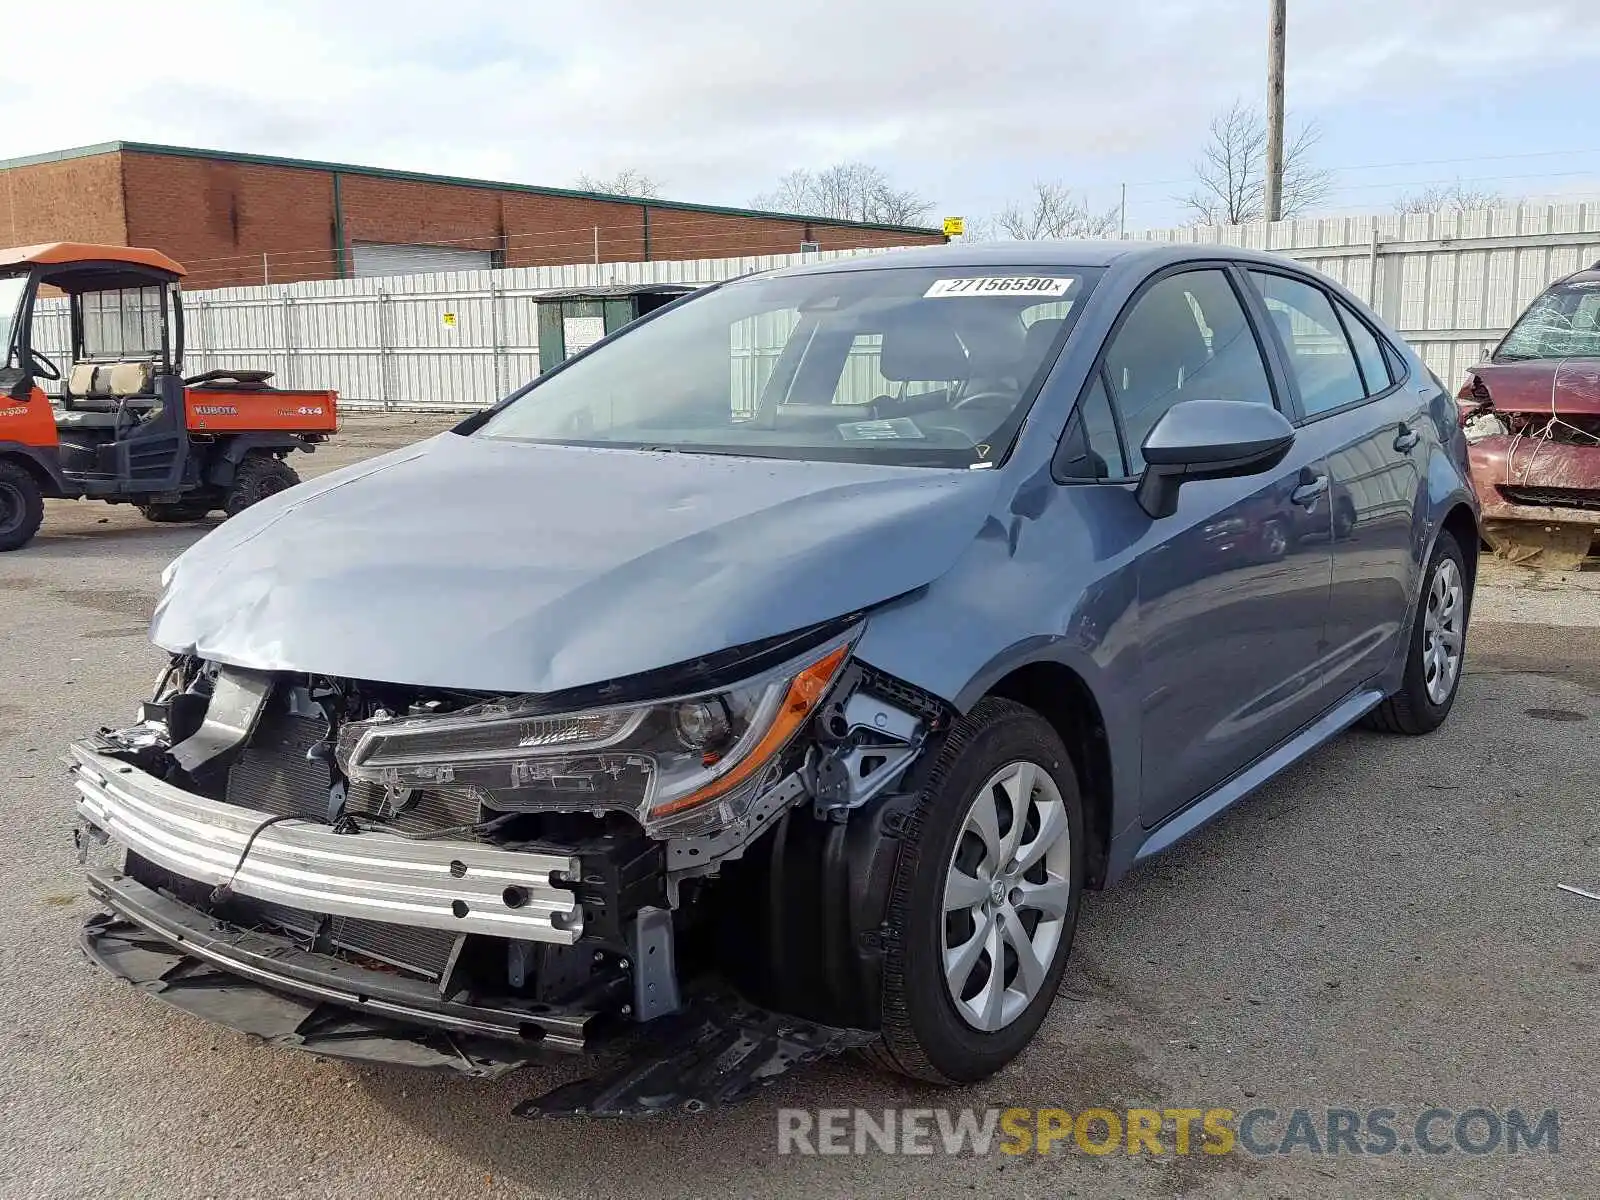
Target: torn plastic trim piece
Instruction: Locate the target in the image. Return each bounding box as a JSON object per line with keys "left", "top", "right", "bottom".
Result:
{"left": 514, "top": 995, "right": 877, "bottom": 1118}
{"left": 82, "top": 912, "right": 544, "bottom": 1078}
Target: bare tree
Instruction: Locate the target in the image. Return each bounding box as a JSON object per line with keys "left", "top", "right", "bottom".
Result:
{"left": 753, "top": 163, "right": 935, "bottom": 225}
{"left": 957, "top": 215, "right": 995, "bottom": 242}
{"left": 574, "top": 169, "right": 663, "bottom": 199}
{"left": 994, "top": 181, "right": 1120, "bottom": 240}
{"left": 1394, "top": 181, "right": 1504, "bottom": 214}
{"left": 1180, "top": 100, "right": 1331, "bottom": 225}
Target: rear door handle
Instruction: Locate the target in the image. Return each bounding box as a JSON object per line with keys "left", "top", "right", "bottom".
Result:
{"left": 1291, "top": 473, "right": 1329, "bottom": 508}
{"left": 1394, "top": 424, "right": 1420, "bottom": 453}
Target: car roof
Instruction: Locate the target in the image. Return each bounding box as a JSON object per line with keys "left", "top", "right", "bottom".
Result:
{"left": 1556, "top": 265, "right": 1600, "bottom": 288}
{"left": 759, "top": 239, "right": 1307, "bottom": 279}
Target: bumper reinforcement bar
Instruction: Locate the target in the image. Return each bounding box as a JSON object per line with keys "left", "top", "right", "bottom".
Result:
{"left": 70, "top": 740, "right": 582, "bottom": 942}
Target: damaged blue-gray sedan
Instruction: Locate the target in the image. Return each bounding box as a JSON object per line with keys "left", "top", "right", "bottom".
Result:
{"left": 70, "top": 242, "right": 1480, "bottom": 1116}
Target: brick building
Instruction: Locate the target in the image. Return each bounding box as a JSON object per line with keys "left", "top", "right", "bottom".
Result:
{"left": 0, "top": 142, "right": 945, "bottom": 290}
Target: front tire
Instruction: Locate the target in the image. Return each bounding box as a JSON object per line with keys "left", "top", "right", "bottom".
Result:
{"left": 224, "top": 453, "right": 299, "bottom": 517}
{"left": 1364, "top": 529, "right": 1469, "bottom": 735}
{"left": 865, "top": 698, "right": 1084, "bottom": 1084}
{"left": 0, "top": 459, "right": 45, "bottom": 552}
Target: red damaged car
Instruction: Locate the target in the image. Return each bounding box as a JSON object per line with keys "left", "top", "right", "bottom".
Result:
{"left": 1459, "top": 263, "right": 1600, "bottom": 565}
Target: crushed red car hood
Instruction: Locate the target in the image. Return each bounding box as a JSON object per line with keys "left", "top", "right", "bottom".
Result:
{"left": 1472, "top": 360, "right": 1600, "bottom": 413}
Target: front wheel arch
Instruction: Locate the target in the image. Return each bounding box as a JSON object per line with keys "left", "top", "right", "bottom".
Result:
{"left": 1440, "top": 502, "right": 1480, "bottom": 601}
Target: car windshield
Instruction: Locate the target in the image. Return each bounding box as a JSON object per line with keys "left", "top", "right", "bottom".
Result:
{"left": 476, "top": 265, "right": 1099, "bottom": 467}
{"left": 1495, "top": 279, "right": 1600, "bottom": 361}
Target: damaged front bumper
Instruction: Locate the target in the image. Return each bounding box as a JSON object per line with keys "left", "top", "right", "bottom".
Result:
{"left": 1468, "top": 432, "right": 1600, "bottom": 564}
{"left": 83, "top": 873, "right": 586, "bottom": 1069}
{"left": 83, "top": 874, "right": 875, "bottom": 1114}
{"left": 67, "top": 645, "right": 940, "bottom": 1113}
{"left": 69, "top": 741, "right": 584, "bottom": 943}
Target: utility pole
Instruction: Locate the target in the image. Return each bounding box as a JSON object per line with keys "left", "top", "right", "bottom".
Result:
{"left": 1264, "top": 0, "right": 1287, "bottom": 223}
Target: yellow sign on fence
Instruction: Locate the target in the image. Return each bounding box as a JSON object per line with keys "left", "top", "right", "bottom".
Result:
{"left": 942, "top": 216, "right": 965, "bottom": 237}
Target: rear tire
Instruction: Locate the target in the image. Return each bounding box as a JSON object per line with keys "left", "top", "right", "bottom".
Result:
{"left": 224, "top": 453, "right": 299, "bottom": 517}
{"left": 864, "top": 697, "right": 1084, "bottom": 1084}
{"left": 0, "top": 459, "right": 45, "bottom": 552}
{"left": 1363, "top": 529, "right": 1469, "bottom": 735}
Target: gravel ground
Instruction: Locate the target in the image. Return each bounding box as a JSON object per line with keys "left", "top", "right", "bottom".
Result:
{"left": 0, "top": 414, "right": 1595, "bottom": 1199}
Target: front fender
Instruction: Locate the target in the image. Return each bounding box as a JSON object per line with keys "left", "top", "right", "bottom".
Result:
{"left": 0, "top": 441, "right": 72, "bottom": 498}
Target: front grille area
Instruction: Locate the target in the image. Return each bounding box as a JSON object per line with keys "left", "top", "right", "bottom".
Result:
{"left": 230, "top": 896, "right": 459, "bottom": 980}
{"left": 226, "top": 707, "right": 481, "bottom": 833}
{"left": 1498, "top": 485, "right": 1600, "bottom": 512}
{"left": 227, "top": 709, "right": 334, "bottom": 821}
{"left": 219, "top": 704, "right": 473, "bottom": 979}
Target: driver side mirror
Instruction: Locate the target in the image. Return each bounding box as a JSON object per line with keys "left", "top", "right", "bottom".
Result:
{"left": 1135, "top": 399, "right": 1295, "bottom": 519}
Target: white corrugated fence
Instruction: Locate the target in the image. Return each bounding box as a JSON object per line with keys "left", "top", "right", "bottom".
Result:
{"left": 32, "top": 202, "right": 1600, "bottom": 411}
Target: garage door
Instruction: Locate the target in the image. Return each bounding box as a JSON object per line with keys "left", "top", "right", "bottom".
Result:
{"left": 351, "top": 242, "right": 494, "bottom": 278}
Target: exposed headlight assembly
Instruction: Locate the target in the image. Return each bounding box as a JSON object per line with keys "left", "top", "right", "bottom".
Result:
{"left": 334, "top": 636, "right": 855, "bottom": 837}
{"left": 1462, "top": 410, "right": 1509, "bottom": 443}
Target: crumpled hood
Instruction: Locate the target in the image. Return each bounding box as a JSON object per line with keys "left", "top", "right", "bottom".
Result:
{"left": 153, "top": 432, "right": 1003, "bottom": 694}
{"left": 1474, "top": 360, "right": 1600, "bottom": 414}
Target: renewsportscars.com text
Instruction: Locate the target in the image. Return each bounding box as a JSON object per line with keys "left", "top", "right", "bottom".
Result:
{"left": 777, "top": 1106, "right": 1559, "bottom": 1157}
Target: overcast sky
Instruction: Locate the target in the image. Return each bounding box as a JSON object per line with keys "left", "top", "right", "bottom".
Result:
{"left": 6, "top": 0, "right": 1600, "bottom": 232}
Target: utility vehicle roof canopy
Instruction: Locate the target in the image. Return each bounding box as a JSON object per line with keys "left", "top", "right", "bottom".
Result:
{"left": 0, "top": 242, "right": 186, "bottom": 291}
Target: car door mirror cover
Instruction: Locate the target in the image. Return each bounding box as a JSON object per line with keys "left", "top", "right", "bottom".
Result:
{"left": 1135, "top": 399, "right": 1296, "bottom": 518}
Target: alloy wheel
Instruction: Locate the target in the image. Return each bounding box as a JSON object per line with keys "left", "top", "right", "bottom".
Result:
{"left": 942, "top": 759, "right": 1073, "bottom": 1033}
{"left": 1421, "top": 556, "right": 1464, "bottom": 705}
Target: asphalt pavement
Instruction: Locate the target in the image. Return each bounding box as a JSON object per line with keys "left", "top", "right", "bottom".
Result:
{"left": 0, "top": 414, "right": 1594, "bottom": 1199}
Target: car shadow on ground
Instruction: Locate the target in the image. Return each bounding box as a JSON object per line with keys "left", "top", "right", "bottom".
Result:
{"left": 341, "top": 743, "right": 1353, "bottom": 1196}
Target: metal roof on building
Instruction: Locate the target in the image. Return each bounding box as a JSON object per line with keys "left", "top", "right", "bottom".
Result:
{"left": 0, "top": 142, "right": 946, "bottom": 238}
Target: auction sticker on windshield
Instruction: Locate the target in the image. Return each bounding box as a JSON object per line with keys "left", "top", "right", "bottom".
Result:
{"left": 925, "top": 277, "right": 1072, "bottom": 298}
{"left": 838, "top": 417, "right": 926, "bottom": 441}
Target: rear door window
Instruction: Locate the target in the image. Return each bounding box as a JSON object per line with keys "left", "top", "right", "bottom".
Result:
{"left": 1333, "top": 299, "right": 1393, "bottom": 396}
{"left": 1250, "top": 271, "right": 1367, "bottom": 416}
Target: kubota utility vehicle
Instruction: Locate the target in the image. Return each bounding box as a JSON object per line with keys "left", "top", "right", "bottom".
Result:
{"left": 0, "top": 242, "right": 337, "bottom": 551}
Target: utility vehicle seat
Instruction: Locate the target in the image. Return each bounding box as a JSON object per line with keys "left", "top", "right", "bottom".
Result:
{"left": 60, "top": 361, "right": 158, "bottom": 413}
{"left": 65, "top": 363, "right": 99, "bottom": 400}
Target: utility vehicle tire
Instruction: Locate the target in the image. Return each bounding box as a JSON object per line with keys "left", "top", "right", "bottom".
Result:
{"left": 1362, "top": 529, "right": 1469, "bottom": 735}
{"left": 0, "top": 459, "right": 45, "bottom": 552}
{"left": 140, "top": 502, "right": 215, "bottom": 523}
{"left": 864, "top": 697, "right": 1084, "bottom": 1084}
{"left": 224, "top": 453, "right": 299, "bottom": 517}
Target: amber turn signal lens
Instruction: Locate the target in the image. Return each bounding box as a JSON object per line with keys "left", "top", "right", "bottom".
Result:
{"left": 649, "top": 644, "right": 851, "bottom": 819}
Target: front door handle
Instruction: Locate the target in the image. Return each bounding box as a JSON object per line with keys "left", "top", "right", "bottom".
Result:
{"left": 1290, "top": 473, "right": 1329, "bottom": 509}
{"left": 1394, "top": 424, "right": 1420, "bottom": 454}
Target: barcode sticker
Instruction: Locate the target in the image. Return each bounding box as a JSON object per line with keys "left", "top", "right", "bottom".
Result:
{"left": 924, "top": 276, "right": 1072, "bottom": 299}
{"left": 837, "top": 417, "right": 925, "bottom": 441}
